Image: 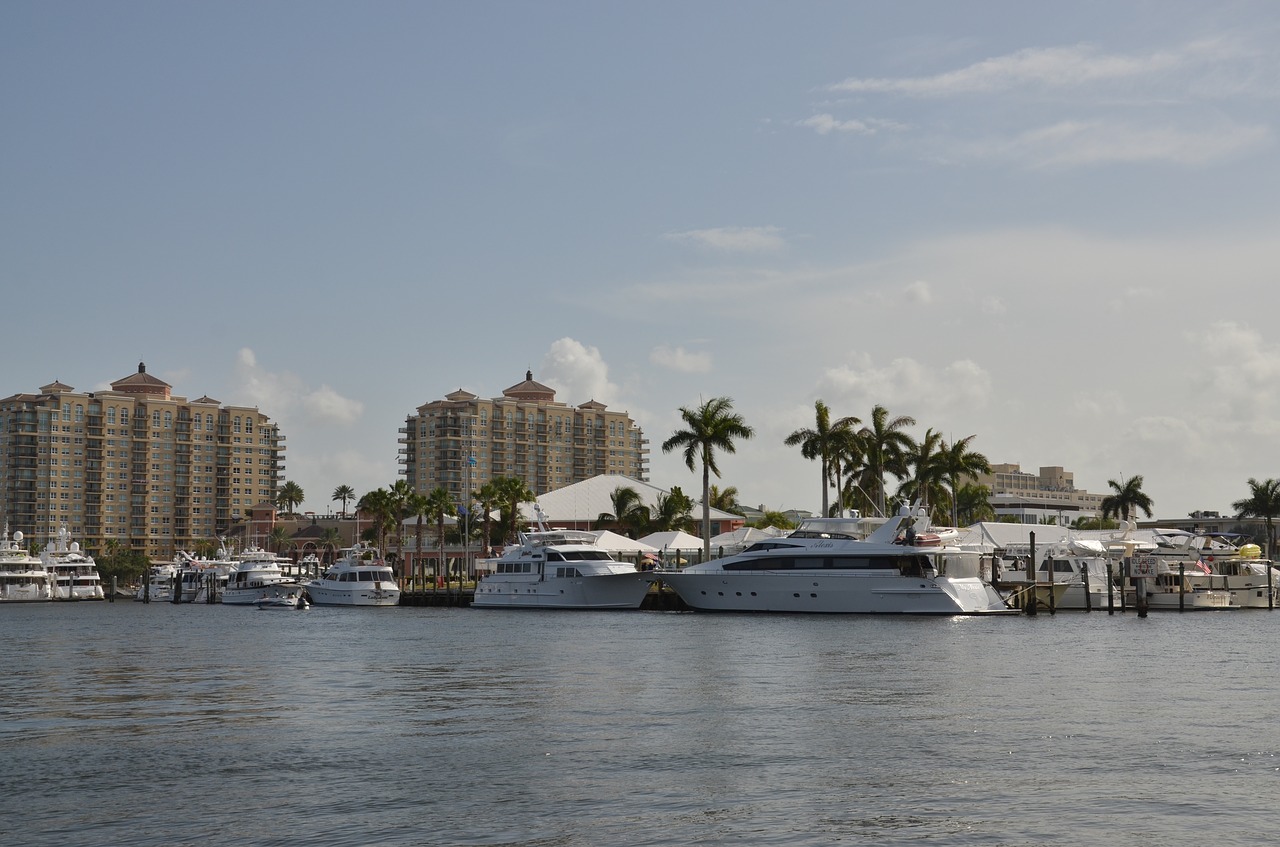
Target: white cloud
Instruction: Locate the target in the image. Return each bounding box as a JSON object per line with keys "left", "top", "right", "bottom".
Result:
{"left": 540, "top": 338, "right": 620, "bottom": 405}
{"left": 817, "top": 353, "right": 994, "bottom": 418}
{"left": 828, "top": 40, "right": 1242, "bottom": 97}
{"left": 664, "top": 226, "right": 786, "bottom": 253}
{"left": 905, "top": 280, "right": 932, "bottom": 305}
{"left": 650, "top": 345, "right": 712, "bottom": 374}
{"left": 233, "top": 348, "right": 364, "bottom": 425}
{"left": 969, "top": 119, "right": 1270, "bottom": 167}
{"left": 798, "top": 114, "right": 907, "bottom": 135}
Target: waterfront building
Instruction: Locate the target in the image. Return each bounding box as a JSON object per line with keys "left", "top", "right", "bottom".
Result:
{"left": 399, "top": 371, "right": 648, "bottom": 500}
{"left": 0, "top": 363, "right": 285, "bottom": 561}
{"left": 976, "top": 463, "right": 1105, "bottom": 525}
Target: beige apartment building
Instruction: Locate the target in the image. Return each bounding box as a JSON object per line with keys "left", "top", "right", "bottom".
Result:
{"left": 400, "top": 371, "right": 648, "bottom": 500}
{"left": 975, "top": 463, "right": 1105, "bottom": 524}
{"left": 0, "top": 363, "right": 285, "bottom": 560}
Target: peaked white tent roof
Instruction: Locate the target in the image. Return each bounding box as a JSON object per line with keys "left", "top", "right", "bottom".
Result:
{"left": 590, "top": 530, "right": 658, "bottom": 553}
{"left": 520, "top": 474, "right": 741, "bottom": 525}
{"left": 637, "top": 530, "right": 705, "bottom": 552}
{"left": 708, "top": 526, "right": 784, "bottom": 553}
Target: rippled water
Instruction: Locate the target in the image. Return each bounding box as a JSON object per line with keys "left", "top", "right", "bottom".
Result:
{"left": 3, "top": 602, "right": 1278, "bottom": 846}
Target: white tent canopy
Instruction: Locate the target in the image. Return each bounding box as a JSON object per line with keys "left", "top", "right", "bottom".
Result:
{"left": 590, "top": 530, "right": 658, "bottom": 553}
{"left": 709, "top": 526, "right": 784, "bottom": 548}
{"left": 637, "top": 530, "right": 705, "bottom": 552}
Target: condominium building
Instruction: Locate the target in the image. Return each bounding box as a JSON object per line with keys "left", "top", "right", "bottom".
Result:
{"left": 0, "top": 363, "right": 285, "bottom": 559}
{"left": 400, "top": 371, "right": 648, "bottom": 499}
{"left": 975, "top": 463, "right": 1105, "bottom": 524}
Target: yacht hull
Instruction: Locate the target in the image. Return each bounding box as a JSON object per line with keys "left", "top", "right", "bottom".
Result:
{"left": 661, "top": 571, "right": 1012, "bottom": 615}
{"left": 473, "top": 573, "right": 652, "bottom": 609}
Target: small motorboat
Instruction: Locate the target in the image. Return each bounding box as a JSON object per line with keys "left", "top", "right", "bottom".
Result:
{"left": 254, "top": 590, "right": 309, "bottom": 610}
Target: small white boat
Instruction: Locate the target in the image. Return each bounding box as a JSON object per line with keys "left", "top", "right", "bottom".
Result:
{"left": 254, "top": 589, "right": 309, "bottom": 610}
{"left": 304, "top": 543, "right": 400, "bottom": 606}
{"left": 474, "top": 526, "right": 653, "bottom": 610}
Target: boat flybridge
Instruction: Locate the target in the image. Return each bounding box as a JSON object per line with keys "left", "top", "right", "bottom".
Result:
{"left": 659, "top": 503, "right": 1015, "bottom": 615}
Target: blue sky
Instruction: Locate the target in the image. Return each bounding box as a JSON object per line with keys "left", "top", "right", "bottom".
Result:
{"left": 5, "top": 2, "right": 1279, "bottom": 521}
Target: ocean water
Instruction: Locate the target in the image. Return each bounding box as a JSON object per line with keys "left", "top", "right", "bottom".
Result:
{"left": 2, "top": 602, "right": 1278, "bottom": 846}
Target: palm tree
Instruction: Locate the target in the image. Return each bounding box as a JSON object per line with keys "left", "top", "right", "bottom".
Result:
{"left": 268, "top": 524, "right": 292, "bottom": 558}
{"left": 490, "top": 475, "right": 535, "bottom": 542}
{"left": 403, "top": 491, "right": 431, "bottom": 583}
{"left": 423, "top": 487, "right": 455, "bottom": 590}
{"left": 662, "top": 397, "right": 754, "bottom": 560}
{"left": 785, "top": 400, "right": 859, "bottom": 518}
{"left": 856, "top": 405, "right": 916, "bottom": 517}
{"left": 387, "top": 479, "right": 416, "bottom": 569}
{"left": 276, "top": 480, "right": 305, "bottom": 516}
{"left": 598, "top": 486, "right": 647, "bottom": 534}
{"left": 356, "top": 488, "right": 396, "bottom": 559}
{"left": 332, "top": 484, "right": 355, "bottom": 518}
{"left": 708, "top": 484, "right": 744, "bottom": 516}
{"left": 1100, "top": 475, "right": 1154, "bottom": 524}
{"left": 1232, "top": 478, "right": 1280, "bottom": 559}
{"left": 318, "top": 526, "right": 343, "bottom": 566}
{"left": 827, "top": 425, "right": 864, "bottom": 517}
{"left": 474, "top": 481, "right": 502, "bottom": 555}
{"left": 954, "top": 483, "right": 995, "bottom": 525}
{"left": 649, "top": 486, "right": 696, "bottom": 533}
{"left": 898, "top": 428, "right": 949, "bottom": 521}
{"left": 939, "top": 435, "right": 991, "bottom": 526}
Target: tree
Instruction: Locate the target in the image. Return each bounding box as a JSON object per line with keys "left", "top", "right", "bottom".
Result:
{"left": 423, "top": 487, "right": 455, "bottom": 590}
{"left": 319, "top": 527, "right": 343, "bottom": 566}
{"left": 953, "top": 483, "right": 995, "bottom": 525}
{"left": 856, "top": 405, "right": 916, "bottom": 517}
{"left": 276, "top": 480, "right": 305, "bottom": 516}
{"left": 1232, "top": 478, "right": 1280, "bottom": 559}
{"left": 940, "top": 435, "right": 991, "bottom": 527}
{"left": 827, "top": 426, "right": 864, "bottom": 518}
{"left": 649, "top": 486, "right": 696, "bottom": 533}
{"left": 473, "top": 481, "right": 502, "bottom": 555}
{"left": 332, "top": 484, "right": 355, "bottom": 518}
{"left": 356, "top": 488, "right": 396, "bottom": 560}
{"left": 662, "top": 397, "right": 754, "bottom": 560}
{"left": 785, "top": 400, "right": 859, "bottom": 518}
{"left": 748, "top": 509, "right": 795, "bottom": 531}
{"left": 598, "top": 486, "right": 648, "bottom": 534}
{"left": 898, "top": 428, "right": 949, "bottom": 521}
{"left": 490, "top": 475, "right": 535, "bottom": 543}
{"left": 1100, "top": 475, "right": 1154, "bottom": 524}
{"left": 708, "top": 484, "right": 744, "bottom": 516}
{"left": 387, "top": 479, "right": 416, "bottom": 569}
{"left": 268, "top": 524, "right": 292, "bottom": 557}
{"left": 403, "top": 491, "right": 431, "bottom": 580}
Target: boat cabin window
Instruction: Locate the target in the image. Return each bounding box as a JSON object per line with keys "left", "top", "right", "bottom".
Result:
{"left": 496, "top": 562, "right": 534, "bottom": 574}
{"left": 1038, "top": 559, "right": 1076, "bottom": 574}
{"left": 561, "top": 550, "right": 612, "bottom": 561}
{"left": 554, "top": 567, "right": 581, "bottom": 578}
{"left": 722, "top": 555, "right": 915, "bottom": 571}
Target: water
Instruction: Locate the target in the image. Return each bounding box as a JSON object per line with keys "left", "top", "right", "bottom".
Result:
{"left": 3, "top": 603, "right": 1278, "bottom": 846}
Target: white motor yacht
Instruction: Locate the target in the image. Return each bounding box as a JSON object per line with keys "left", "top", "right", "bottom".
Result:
{"left": 0, "top": 529, "right": 55, "bottom": 603}
{"left": 995, "top": 537, "right": 1116, "bottom": 611}
{"left": 223, "top": 545, "right": 301, "bottom": 605}
{"left": 41, "top": 524, "right": 105, "bottom": 600}
{"left": 305, "top": 543, "right": 400, "bottom": 606}
{"left": 659, "top": 505, "right": 1014, "bottom": 615}
{"left": 473, "top": 528, "right": 653, "bottom": 610}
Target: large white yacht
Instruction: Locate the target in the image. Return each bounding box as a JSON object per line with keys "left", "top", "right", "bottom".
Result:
{"left": 995, "top": 537, "right": 1115, "bottom": 611}
{"left": 41, "top": 525, "right": 105, "bottom": 600}
{"left": 305, "top": 543, "right": 400, "bottom": 606}
{"left": 222, "top": 545, "right": 301, "bottom": 605}
{"left": 0, "top": 529, "right": 55, "bottom": 603}
{"left": 659, "top": 505, "right": 1014, "bottom": 615}
{"left": 473, "top": 528, "right": 654, "bottom": 610}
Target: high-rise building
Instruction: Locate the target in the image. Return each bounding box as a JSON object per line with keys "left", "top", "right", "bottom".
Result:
{"left": 0, "top": 363, "right": 285, "bottom": 559}
{"left": 400, "top": 371, "right": 648, "bottom": 499}
{"left": 975, "top": 463, "right": 1104, "bottom": 523}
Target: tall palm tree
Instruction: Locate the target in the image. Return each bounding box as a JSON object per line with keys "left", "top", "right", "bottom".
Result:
{"left": 940, "top": 435, "right": 991, "bottom": 526}
{"left": 490, "top": 475, "right": 535, "bottom": 542}
{"left": 1100, "top": 475, "right": 1154, "bottom": 524}
{"left": 898, "top": 428, "right": 949, "bottom": 521}
{"left": 649, "top": 486, "right": 696, "bottom": 533}
{"left": 662, "top": 397, "right": 754, "bottom": 560}
{"left": 826, "top": 425, "right": 864, "bottom": 517}
{"left": 403, "top": 491, "right": 431, "bottom": 582}
{"left": 332, "top": 484, "right": 355, "bottom": 518}
{"left": 785, "top": 400, "right": 859, "bottom": 518}
{"left": 268, "top": 524, "right": 292, "bottom": 558}
{"left": 856, "top": 405, "right": 916, "bottom": 517}
{"left": 276, "top": 480, "right": 305, "bottom": 516}
{"left": 954, "top": 483, "right": 995, "bottom": 525}
{"left": 387, "top": 479, "right": 415, "bottom": 569}
{"left": 1232, "top": 478, "right": 1280, "bottom": 559}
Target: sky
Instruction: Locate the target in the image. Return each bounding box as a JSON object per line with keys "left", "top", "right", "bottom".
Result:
{"left": 4, "top": 1, "right": 1280, "bottom": 521}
